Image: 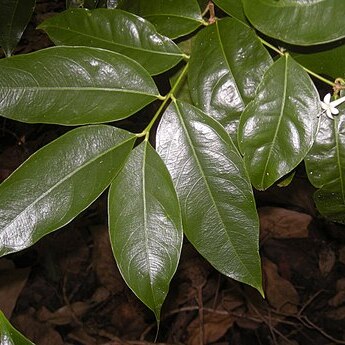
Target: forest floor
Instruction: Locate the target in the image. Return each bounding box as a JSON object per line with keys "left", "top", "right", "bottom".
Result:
{"left": 1, "top": 1, "right": 345, "bottom": 344}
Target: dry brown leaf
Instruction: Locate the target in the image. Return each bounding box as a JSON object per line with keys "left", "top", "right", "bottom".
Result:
{"left": 67, "top": 327, "right": 97, "bottom": 345}
{"left": 318, "top": 247, "right": 336, "bottom": 277}
{"left": 0, "top": 267, "right": 30, "bottom": 318}
{"left": 329, "top": 291, "right": 345, "bottom": 307}
{"left": 90, "top": 225, "right": 125, "bottom": 294}
{"left": 329, "top": 278, "right": 345, "bottom": 307}
{"left": 326, "top": 306, "right": 345, "bottom": 320}
{"left": 13, "top": 313, "right": 64, "bottom": 345}
{"left": 263, "top": 258, "right": 299, "bottom": 314}
{"left": 187, "top": 311, "right": 234, "bottom": 345}
{"left": 259, "top": 207, "right": 311, "bottom": 240}
{"left": 221, "top": 290, "right": 244, "bottom": 312}
{"left": 37, "top": 301, "right": 90, "bottom": 325}
{"left": 336, "top": 278, "right": 345, "bottom": 291}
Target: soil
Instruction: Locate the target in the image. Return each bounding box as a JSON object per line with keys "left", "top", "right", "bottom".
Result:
{"left": 1, "top": 1, "right": 345, "bottom": 344}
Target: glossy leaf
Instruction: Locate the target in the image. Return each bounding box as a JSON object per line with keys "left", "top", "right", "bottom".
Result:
{"left": 0, "top": 46, "right": 160, "bottom": 125}
{"left": 156, "top": 100, "right": 262, "bottom": 293}
{"left": 121, "top": 0, "right": 204, "bottom": 39}
{"left": 189, "top": 18, "right": 272, "bottom": 142}
{"left": 39, "top": 9, "right": 184, "bottom": 76}
{"left": 0, "top": 125, "right": 136, "bottom": 257}
{"left": 305, "top": 107, "right": 345, "bottom": 223}
{"left": 0, "top": 311, "right": 35, "bottom": 345}
{"left": 242, "top": 0, "right": 345, "bottom": 46}
{"left": 238, "top": 55, "right": 320, "bottom": 190}
{"left": 0, "top": 0, "right": 36, "bottom": 56}
{"left": 293, "top": 44, "right": 345, "bottom": 80}
{"left": 170, "top": 65, "right": 192, "bottom": 104}
{"left": 108, "top": 141, "right": 183, "bottom": 320}
{"left": 213, "top": 0, "right": 247, "bottom": 23}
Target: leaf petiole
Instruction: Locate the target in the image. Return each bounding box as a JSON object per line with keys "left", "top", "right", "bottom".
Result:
{"left": 259, "top": 37, "right": 335, "bottom": 87}
{"left": 137, "top": 62, "right": 190, "bottom": 138}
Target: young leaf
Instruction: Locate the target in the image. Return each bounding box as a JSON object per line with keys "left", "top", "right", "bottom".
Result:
{"left": 156, "top": 100, "right": 262, "bottom": 293}
{"left": 305, "top": 108, "right": 345, "bottom": 223}
{"left": 238, "top": 55, "right": 320, "bottom": 191}
{"left": 121, "top": 0, "right": 204, "bottom": 39}
{"left": 242, "top": 0, "right": 345, "bottom": 46}
{"left": 0, "top": 125, "right": 136, "bottom": 257}
{"left": 213, "top": 0, "right": 247, "bottom": 24}
{"left": 0, "top": 46, "right": 160, "bottom": 125}
{"left": 0, "top": 0, "right": 36, "bottom": 57}
{"left": 108, "top": 141, "right": 183, "bottom": 320}
{"left": 38, "top": 9, "right": 184, "bottom": 76}
{"left": 188, "top": 18, "right": 272, "bottom": 143}
{"left": 0, "top": 311, "right": 35, "bottom": 345}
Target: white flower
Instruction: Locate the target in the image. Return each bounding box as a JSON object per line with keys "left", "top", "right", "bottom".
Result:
{"left": 320, "top": 93, "right": 345, "bottom": 119}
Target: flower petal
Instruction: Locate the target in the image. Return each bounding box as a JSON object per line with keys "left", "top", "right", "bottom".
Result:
{"left": 323, "top": 93, "right": 332, "bottom": 103}
{"left": 321, "top": 102, "right": 330, "bottom": 111}
{"left": 331, "top": 107, "right": 339, "bottom": 115}
{"left": 326, "top": 109, "right": 334, "bottom": 119}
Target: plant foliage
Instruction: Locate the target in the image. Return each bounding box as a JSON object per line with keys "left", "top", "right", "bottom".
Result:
{"left": 0, "top": 0, "right": 345, "bottom": 329}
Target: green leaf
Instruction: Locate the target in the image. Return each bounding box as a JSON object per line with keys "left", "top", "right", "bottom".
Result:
{"left": 0, "top": 311, "right": 35, "bottom": 345}
{"left": 0, "top": 46, "right": 160, "bottom": 125}
{"left": 39, "top": 9, "right": 184, "bottom": 76}
{"left": 293, "top": 44, "right": 345, "bottom": 80}
{"left": 0, "top": 125, "right": 135, "bottom": 257}
{"left": 0, "top": 0, "right": 36, "bottom": 56}
{"left": 213, "top": 0, "right": 247, "bottom": 23}
{"left": 188, "top": 18, "right": 272, "bottom": 143}
{"left": 108, "top": 141, "right": 183, "bottom": 320}
{"left": 121, "top": 0, "right": 204, "bottom": 39}
{"left": 156, "top": 100, "right": 262, "bottom": 293}
{"left": 238, "top": 55, "right": 320, "bottom": 191}
{"left": 242, "top": 0, "right": 345, "bottom": 46}
{"left": 305, "top": 108, "right": 345, "bottom": 223}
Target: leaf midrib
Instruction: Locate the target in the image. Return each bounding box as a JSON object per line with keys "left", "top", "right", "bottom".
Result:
{"left": 260, "top": 56, "right": 288, "bottom": 188}
{"left": 41, "top": 25, "right": 183, "bottom": 58}
{"left": 141, "top": 143, "right": 156, "bottom": 307}
{"left": 215, "top": 21, "right": 245, "bottom": 108}
{"left": 1, "top": 135, "right": 135, "bottom": 233}
{"left": 2, "top": 86, "right": 158, "bottom": 97}
{"left": 175, "top": 101, "right": 256, "bottom": 282}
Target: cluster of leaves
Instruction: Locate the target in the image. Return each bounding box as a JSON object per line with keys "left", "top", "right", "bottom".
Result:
{"left": 1, "top": 0, "right": 345, "bottom": 334}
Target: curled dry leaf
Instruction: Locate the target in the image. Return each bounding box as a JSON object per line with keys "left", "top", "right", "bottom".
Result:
{"left": 326, "top": 306, "right": 345, "bottom": 320}
{"left": 263, "top": 258, "right": 299, "bottom": 315}
{"left": 259, "top": 207, "right": 311, "bottom": 240}
{"left": 0, "top": 266, "right": 30, "bottom": 318}
{"left": 187, "top": 311, "right": 235, "bottom": 345}
{"left": 90, "top": 225, "right": 125, "bottom": 294}
{"left": 329, "top": 278, "right": 345, "bottom": 307}
{"left": 318, "top": 247, "right": 336, "bottom": 277}
{"left": 37, "top": 302, "right": 90, "bottom": 325}
{"left": 13, "top": 313, "right": 64, "bottom": 345}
